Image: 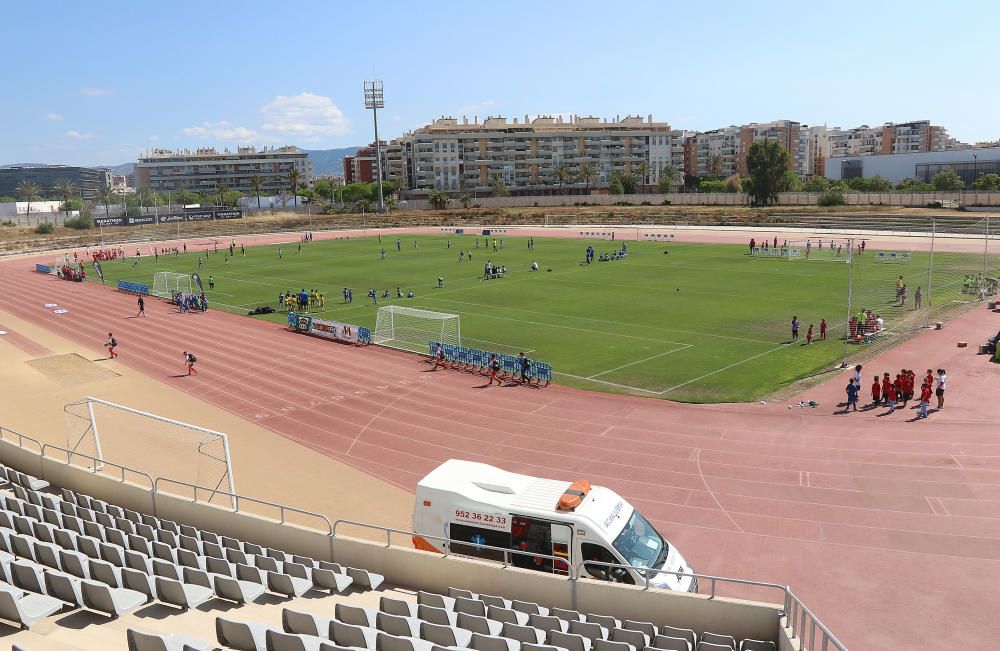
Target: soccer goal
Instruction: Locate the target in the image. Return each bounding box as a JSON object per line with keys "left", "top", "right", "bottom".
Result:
{"left": 784, "top": 239, "right": 853, "bottom": 263}
{"left": 152, "top": 271, "right": 193, "bottom": 298}
{"left": 64, "top": 397, "right": 236, "bottom": 508}
{"left": 373, "top": 305, "right": 461, "bottom": 353}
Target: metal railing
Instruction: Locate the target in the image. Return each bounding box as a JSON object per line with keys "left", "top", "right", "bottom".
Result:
{"left": 40, "top": 443, "right": 154, "bottom": 491}
{"left": 0, "top": 426, "right": 43, "bottom": 454}
{"left": 153, "top": 477, "right": 333, "bottom": 535}
{"left": 576, "top": 559, "right": 786, "bottom": 602}
{"left": 785, "top": 588, "right": 848, "bottom": 651}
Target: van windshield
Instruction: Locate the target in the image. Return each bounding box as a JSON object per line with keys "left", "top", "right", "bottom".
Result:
{"left": 611, "top": 510, "right": 667, "bottom": 570}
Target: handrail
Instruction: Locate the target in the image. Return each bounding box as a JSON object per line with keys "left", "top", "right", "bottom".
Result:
{"left": 40, "top": 443, "right": 154, "bottom": 491}
{"left": 0, "top": 426, "right": 43, "bottom": 454}
{"left": 153, "top": 477, "right": 333, "bottom": 535}
{"left": 785, "top": 587, "right": 848, "bottom": 651}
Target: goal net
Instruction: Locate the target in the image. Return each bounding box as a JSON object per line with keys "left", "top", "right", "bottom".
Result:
{"left": 373, "top": 305, "right": 461, "bottom": 353}
{"left": 785, "top": 238, "right": 852, "bottom": 263}
{"left": 64, "top": 397, "right": 236, "bottom": 507}
{"left": 152, "top": 272, "right": 192, "bottom": 298}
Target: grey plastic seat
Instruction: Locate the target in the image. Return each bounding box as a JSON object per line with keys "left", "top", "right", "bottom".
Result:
{"left": 152, "top": 559, "right": 182, "bottom": 580}
{"left": 419, "top": 603, "right": 458, "bottom": 626}
{"left": 511, "top": 600, "right": 547, "bottom": 617}
{"left": 77, "top": 534, "right": 102, "bottom": 559}
{"left": 268, "top": 570, "right": 312, "bottom": 598}
{"left": 502, "top": 622, "right": 545, "bottom": 645}
{"left": 100, "top": 541, "right": 127, "bottom": 567}
{"left": 106, "top": 527, "right": 129, "bottom": 548}
{"left": 523, "top": 645, "right": 561, "bottom": 651}
{"left": 44, "top": 570, "right": 84, "bottom": 606}
{"left": 594, "top": 640, "right": 631, "bottom": 651}
{"left": 236, "top": 562, "right": 264, "bottom": 584}
{"left": 89, "top": 557, "right": 124, "bottom": 587}
{"left": 458, "top": 612, "right": 503, "bottom": 636}
{"left": 255, "top": 554, "right": 281, "bottom": 573}
{"left": 738, "top": 641, "right": 775, "bottom": 651}
{"left": 418, "top": 590, "right": 455, "bottom": 611}
{"left": 448, "top": 587, "right": 477, "bottom": 599}
{"left": 624, "top": 622, "right": 657, "bottom": 641}
{"left": 215, "top": 574, "right": 266, "bottom": 605}
{"left": 695, "top": 644, "right": 732, "bottom": 651}
{"left": 176, "top": 548, "right": 206, "bottom": 570}
{"left": 267, "top": 629, "right": 327, "bottom": 651}
{"left": 206, "top": 555, "right": 235, "bottom": 577}
{"left": 382, "top": 596, "right": 418, "bottom": 617}
{"left": 647, "top": 640, "right": 691, "bottom": 651}
{"left": 121, "top": 567, "right": 156, "bottom": 599}
{"left": 32, "top": 540, "right": 62, "bottom": 570}
{"left": 58, "top": 548, "right": 90, "bottom": 579}
{"left": 53, "top": 527, "right": 79, "bottom": 551}
{"left": 550, "top": 608, "right": 583, "bottom": 623}
{"left": 346, "top": 565, "right": 384, "bottom": 590}
{"left": 698, "top": 634, "right": 734, "bottom": 650}
{"left": 128, "top": 534, "right": 153, "bottom": 557}
{"left": 547, "top": 630, "right": 591, "bottom": 651}
{"left": 586, "top": 615, "right": 619, "bottom": 631}
{"left": 10, "top": 559, "right": 47, "bottom": 594}
{"left": 469, "top": 633, "right": 519, "bottom": 651}
{"left": 337, "top": 603, "right": 378, "bottom": 627}
{"left": 80, "top": 578, "right": 148, "bottom": 617}
{"left": 31, "top": 519, "right": 56, "bottom": 544}
{"left": 216, "top": 616, "right": 276, "bottom": 651}
{"left": 378, "top": 611, "right": 421, "bottom": 637}
{"left": 654, "top": 632, "right": 695, "bottom": 651}
{"left": 283, "top": 607, "right": 335, "bottom": 637}
{"left": 455, "top": 596, "right": 488, "bottom": 617}
{"left": 529, "top": 615, "right": 567, "bottom": 635}
{"left": 610, "top": 629, "right": 648, "bottom": 650}
{"left": 152, "top": 541, "right": 178, "bottom": 563}
{"left": 227, "top": 547, "right": 251, "bottom": 566}
{"left": 331, "top": 620, "right": 379, "bottom": 648}
{"left": 377, "top": 632, "right": 435, "bottom": 651}
{"left": 488, "top": 606, "right": 528, "bottom": 626}
{"left": 478, "top": 594, "right": 511, "bottom": 609}
{"left": 10, "top": 533, "right": 35, "bottom": 560}
{"left": 568, "top": 620, "right": 607, "bottom": 642}
{"left": 155, "top": 575, "right": 214, "bottom": 610}
{"left": 420, "top": 621, "right": 473, "bottom": 647}
{"left": 0, "top": 584, "right": 63, "bottom": 628}
{"left": 127, "top": 626, "right": 213, "bottom": 651}
{"left": 124, "top": 549, "right": 153, "bottom": 574}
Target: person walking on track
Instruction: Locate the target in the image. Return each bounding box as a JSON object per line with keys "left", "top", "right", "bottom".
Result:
{"left": 137, "top": 295, "right": 145, "bottom": 317}
{"left": 183, "top": 351, "right": 198, "bottom": 376}
{"left": 106, "top": 333, "right": 118, "bottom": 359}
{"left": 489, "top": 354, "right": 501, "bottom": 385}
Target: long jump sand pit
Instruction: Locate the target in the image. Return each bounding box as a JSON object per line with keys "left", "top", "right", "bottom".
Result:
{"left": 25, "top": 352, "right": 120, "bottom": 385}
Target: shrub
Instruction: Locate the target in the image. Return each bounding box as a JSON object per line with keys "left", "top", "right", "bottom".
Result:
{"left": 817, "top": 190, "right": 845, "bottom": 206}
{"left": 64, "top": 215, "right": 93, "bottom": 229}
{"left": 34, "top": 222, "right": 55, "bottom": 234}
{"left": 927, "top": 201, "right": 943, "bottom": 209}
{"left": 661, "top": 199, "right": 672, "bottom": 206}
{"left": 1, "top": 220, "right": 15, "bottom": 227}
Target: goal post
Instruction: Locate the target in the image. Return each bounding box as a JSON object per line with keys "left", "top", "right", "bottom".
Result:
{"left": 778, "top": 239, "right": 853, "bottom": 263}
{"left": 151, "top": 272, "right": 193, "bottom": 298}
{"left": 373, "top": 305, "right": 460, "bottom": 353}
{"left": 64, "top": 397, "right": 236, "bottom": 508}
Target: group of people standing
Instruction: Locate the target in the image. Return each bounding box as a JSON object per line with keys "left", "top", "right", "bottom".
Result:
{"left": 845, "top": 364, "right": 945, "bottom": 418}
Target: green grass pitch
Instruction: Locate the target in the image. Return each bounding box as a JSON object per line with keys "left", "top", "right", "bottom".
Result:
{"left": 93, "top": 234, "right": 976, "bottom": 402}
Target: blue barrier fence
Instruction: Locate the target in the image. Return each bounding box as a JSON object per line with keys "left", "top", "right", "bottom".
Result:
{"left": 429, "top": 341, "right": 552, "bottom": 385}
{"left": 35, "top": 264, "right": 51, "bottom": 273}
{"left": 117, "top": 280, "right": 150, "bottom": 295}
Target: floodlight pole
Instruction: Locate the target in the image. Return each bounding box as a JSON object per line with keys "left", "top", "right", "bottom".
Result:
{"left": 984, "top": 215, "right": 991, "bottom": 285}
{"left": 842, "top": 238, "right": 854, "bottom": 368}
{"left": 925, "top": 219, "right": 936, "bottom": 327}
{"left": 364, "top": 80, "right": 385, "bottom": 213}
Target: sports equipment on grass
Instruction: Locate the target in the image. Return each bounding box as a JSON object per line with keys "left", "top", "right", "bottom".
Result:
{"left": 373, "top": 305, "right": 460, "bottom": 353}
{"left": 152, "top": 271, "right": 193, "bottom": 298}
{"left": 64, "top": 397, "right": 236, "bottom": 507}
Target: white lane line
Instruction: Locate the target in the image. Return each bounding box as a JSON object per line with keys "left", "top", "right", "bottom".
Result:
{"left": 587, "top": 345, "right": 693, "bottom": 379}
{"left": 658, "top": 343, "right": 793, "bottom": 394}
{"left": 555, "top": 372, "right": 661, "bottom": 394}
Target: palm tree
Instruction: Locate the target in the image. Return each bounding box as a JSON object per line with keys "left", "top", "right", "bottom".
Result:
{"left": 16, "top": 180, "right": 42, "bottom": 219}
{"left": 554, "top": 163, "right": 572, "bottom": 194}
{"left": 287, "top": 168, "right": 302, "bottom": 207}
{"left": 490, "top": 174, "right": 508, "bottom": 198}
{"left": 54, "top": 180, "right": 77, "bottom": 218}
{"left": 215, "top": 182, "right": 229, "bottom": 208}
{"left": 428, "top": 189, "right": 450, "bottom": 210}
{"left": 249, "top": 175, "right": 265, "bottom": 210}
{"left": 385, "top": 196, "right": 397, "bottom": 212}
{"left": 96, "top": 186, "right": 116, "bottom": 217}
{"left": 637, "top": 161, "right": 650, "bottom": 189}
{"left": 658, "top": 165, "right": 680, "bottom": 193}
{"left": 707, "top": 154, "right": 723, "bottom": 178}
{"left": 576, "top": 163, "right": 597, "bottom": 192}
{"left": 459, "top": 193, "right": 472, "bottom": 209}
{"left": 355, "top": 198, "right": 371, "bottom": 214}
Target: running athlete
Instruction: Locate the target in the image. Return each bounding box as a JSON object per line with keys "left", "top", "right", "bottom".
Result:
{"left": 106, "top": 333, "right": 118, "bottom": 359}
{"left": 489, "top": 354, "right": 501, "bottom": 385}
{"left": 137, "top": 295, "right": 145, "bottom": 317}
{"left": 183, "top": 351, "right": 198, "bottom": 376}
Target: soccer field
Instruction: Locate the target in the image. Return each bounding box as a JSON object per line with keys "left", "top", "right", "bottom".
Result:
{"left": 93, "top": 233, "right": 981, "bottom": 402}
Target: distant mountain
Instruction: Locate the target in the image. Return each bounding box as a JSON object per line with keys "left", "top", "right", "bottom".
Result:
{"left": 0, "top": 163, "right": 56, "bottom": 169}
{"left": 305, "top": 147, "right": 360, "bottom": 177}
{"left": 108, "top": 163, "right": 134, "bottom": 175}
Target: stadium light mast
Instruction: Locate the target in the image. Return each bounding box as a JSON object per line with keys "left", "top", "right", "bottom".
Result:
{"left": 364, "top": 80, "right": 385, "bottom": 213}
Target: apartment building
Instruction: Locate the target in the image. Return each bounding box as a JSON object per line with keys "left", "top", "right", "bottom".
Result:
{"left": 828, "top": 121, "right": 952, "bottom": 158}
{"left": 343, "top": 142, "right": 387, "bottom": 184}
{"left": 0, "top": 166, "right": 110, "bottom": 200}
{"left": 681, "top": 120, "right": 826, "bottom": 180}
{"left": 135, "top": 146, "right": 312, "bottom": 195}
{"left": 381, "top": 114, "right": 687, "bottom": 195}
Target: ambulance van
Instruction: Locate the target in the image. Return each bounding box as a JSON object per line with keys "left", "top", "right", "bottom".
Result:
{"left": 412, "top": 460, "right": 697, "bottom": 592}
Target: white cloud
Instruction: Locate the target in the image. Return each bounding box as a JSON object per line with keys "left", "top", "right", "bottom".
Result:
{"left": 182, "top": 121, "right": 258, "bottom": 142}
{"left": 260, "top": 92, "right": 350, "bottom": 141}
{"left": 64, "top": 130, "right": 93, "bottom": 139}
{"left": 80, "top": 87, "right": 113, "bottom": 97}
{"left": 45, "top": 112, "right": 64, "bottom": 121}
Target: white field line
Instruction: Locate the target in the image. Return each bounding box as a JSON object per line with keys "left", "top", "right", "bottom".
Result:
{"left": 658, "top": 342, "right": 792, "bottom": 394}
{"left": 461, "top": 337, "right": 536, "bottom": 353}
{"left": 555, "top": 372, "right": 661, "bottom": 395}
{"left": 587, "top": 345, "right": 693, "bottom": 379}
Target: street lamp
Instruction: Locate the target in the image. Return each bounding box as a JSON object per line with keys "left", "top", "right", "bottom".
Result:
{"left": 364, "top": 80, "right": 385, "bottom": 213}
{"left": 971, "top": 152, "right": 978, "bottom": 189}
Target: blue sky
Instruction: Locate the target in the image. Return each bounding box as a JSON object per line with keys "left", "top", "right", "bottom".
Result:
{"left": 1, "top": 0, "right": 996, "bottom": 166}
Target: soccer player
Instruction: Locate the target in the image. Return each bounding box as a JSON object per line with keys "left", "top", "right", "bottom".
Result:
{"left": 106, "top": 333, "right": 118, "bottom": 359}
{"left": 198, "top": 257, "right": 203, "bottom": 268}
{"left": 208, "top": 275, "right": 215, "bottom": 290}
{"left": 381, "top": 248, "right": 386, "bottom": 260}
{"left": 845, "top": 378, "right": 858, "bottom": 412}
{"left": 137, "top": 295, "right": 145, "bottom": 317}
{"left": 396, "top": 238, "right": 401, "bottom": 251}
{"left": 914, "top": 286, "right": 922, "bottom": 310}
{"left": 935, "top": 369, "right": 947, "bottom": 410}
{"left": 871, "top": 376, "right": 881, "bottom": 408}
{"left": 489, "top": 354, "right": 501, "bottom": 385}
{"left": 819, "top": 318, "right": 827, "bottom": 341}
{"left": 918, "top": 382, "right": 932, "bottom": 418}
{"left": 806, "top": 324, "right": 814, "bottom": 344}
{"left": 881, "top": 373, "right": 892, "bottom": 406}
{"left": 791, "top": 316, "right": 800, "bottom": 342}
{"left": 433, "top": 344, "right": 446, "bottom": 370}
{"left": 278, "top": 248, "right": 283, "bottom": 259}
{"left": 886, "top": 381, "right": 897, "bottom": 414}
{"left": 318, "top": 293, "right": 325, "bottom": 310}
{"left": 518, "top": 352, "right": 531, "bottom": 384}
{"left": 183, "top": 351, "right": 198, "bottom": 376}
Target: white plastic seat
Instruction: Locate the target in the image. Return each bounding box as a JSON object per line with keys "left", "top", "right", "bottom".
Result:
{"left": 0, "top": 585, "right": 63, "bottom": 628}
{"left": 699, "top": 634, "right": 735, "bottom": 651}
{"left": 155, "top": 575, "right": 214, "bottom": 610}
{"left": 214, "top": 574, "right": 266, "bottom": 605}
{"left": 420, "top": 621, "right": 473, "bottom": 647}
{"left": 10, "top": 559, "right": 47, "bottom": 594}
{"left": 267, "top": 570, "right": 312, "bottom": 598}
{"left": 216, "top": 616, "right": 276, "bottom": 651}
{"left": 127, "top": 626, "right": 212, "bottom": 651}
{"left": 44, "top": 569, "right": 84, "bottom": 606}
{"left": 283, "top": 607, "right": 336, "bottom": 637}
{"left": 739, "top": 641, "right": 775, "bottom": 651}
{"left": 80, "top": 578, "right": 148, "bottom": 617}
{"left": 58, "top": 548, "right": 90, "bottom": 579}
{"left": 121, "top": 567, "right": 156, "bottom": 599}
{"left": 346, "top": 565, "right": 384, "bottom": 590}
{"left": 267, "top": 629, "right": 327, "bottom": 651}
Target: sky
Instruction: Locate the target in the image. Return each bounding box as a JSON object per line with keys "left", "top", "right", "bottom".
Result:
{"left": 1, "top": 0, "right": 996, "bottom": 166}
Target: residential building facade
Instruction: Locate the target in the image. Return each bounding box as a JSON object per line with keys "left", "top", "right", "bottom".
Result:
{"left": 825, "top": 147, "right": 1000, "bottom": 187}
{"left": 135, "top": 146, "right": 312, "bottom": 195}
{"left": 343, "top": 142, "right": 387, "bottom": 184}
{"left": 0, "top": 166, "right": 110, "bottom": 200}
{"left": 828, "top": 121, "right": 953, "bottom": 158}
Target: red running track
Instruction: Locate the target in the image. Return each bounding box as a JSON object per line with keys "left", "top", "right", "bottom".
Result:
{"left": 2, "top": 253, "right": 1000, "bottom": 650}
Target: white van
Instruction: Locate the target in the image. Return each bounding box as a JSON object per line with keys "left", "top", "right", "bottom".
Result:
{"left": 412, "top": 460, "right": 696, "bottom": 592}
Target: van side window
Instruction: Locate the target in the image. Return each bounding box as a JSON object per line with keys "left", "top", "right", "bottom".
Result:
{"left": 581, "top": 542, "right": 634, "bottom": 584}
{"left": 449, "top": 523, "right": 511, "bottom": 563}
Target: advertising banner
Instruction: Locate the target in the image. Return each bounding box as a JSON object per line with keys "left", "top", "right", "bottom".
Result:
{"left": 158, "top": 213, "right": 186, "bottom": 223}
{"left": 191, "top": 272, "right": 204, "bottom": 293}
{"left": 309, "top": 318, "right": 360, "bottom": 344}
{"left": 126, "top": 215, "right": 156, "bottom": 226}
{"left": 94, "top": 216, "right": 126, "bottom": 227}
{"left": 214, "top": 209, "right": 243, "bottom": 220}
{"left": 93, "top": 260, "right": 104, "bottom": 281}
{"left": 185, "top": 211, "right": 214, "bottom": 222}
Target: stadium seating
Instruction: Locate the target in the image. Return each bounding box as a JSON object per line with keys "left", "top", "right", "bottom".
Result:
{"left": 0, "top": 460, "right": 778, "bottom": 650}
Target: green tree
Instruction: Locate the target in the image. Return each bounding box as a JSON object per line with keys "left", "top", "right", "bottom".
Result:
{"left": 341, "top": 182, "right": 373, "bottom": 204}
{"left": 554, "top": 163, "right": 572, "bottom": 194}
{"left": 803, "top": 176, "right": 831, "bottom": 193}
{"left": 707, "top": 154, "right": 723, "bottom": 178}
{"left": 428, "top": 189, "right": 450, "bottom": 209}
{"left": 355, "top": 198, "right": 371, "bottom": 213}
{"left": 783, "top": 171, "right": 804, "bottom": 192}
{"left": 608, "top": 175, "right": 624, "bottom": 195}
{"left": 385, "top": 196, "right": 397, "bottom": 211}
{"left": 972, "top": 173, "right": 1000, "bottom": 191}
{"left": 895, "top": 177, "right": 934, "bottom": 192}
{"left": 287, "top": 167, "right": 303, "bottom": 206}
{"left": 54, "top": 180, "right": 76, "bottom": 218}
{"left": 746, "top": 140, "right": 790, "bottom": 206}
{"left": 818, "top": 190, "right": 845, "bottom": 206}
{"left": 490, "top": 174, "right": 508, "bottom": 197}
{"left": 16, "top": 180, "right": 42, "bottom": 218}
{"left": 612, "top": 170, "right": 638, "bottom": 194}
{"left": 249, "top": 175, "right": 266, "bottom": 210}
{"left": 724, "top": 174, "right": 744, "bottom": 193}
{"left": 657, "top": 165, "right": 679, "bottom": 193}
{"left": 931, "top": 170, "right": 964, "bottom": 191}
{"left": 868, "top": 175, "right": 893, "bottom": 192}
{"left": 95, "top": 186, "right": 116, "bottom": 216}
{"left": 459, "top": 193, "right": 472, "bottom": 209}
{"left": 214, "top": 182, "right": 230, "bottom": 207}
{"left": 636, "top": 161, "right": 649, "bottom": 188}
{"left": 576, "top": 163, "right": 596, "bottom": 192}
{"left": 699, "top": 179, "right": 727, "bottom": 193}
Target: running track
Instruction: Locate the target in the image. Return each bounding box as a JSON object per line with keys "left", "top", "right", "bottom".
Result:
{"left": 3, "top": 235, "right": 1000, "bottom": 650}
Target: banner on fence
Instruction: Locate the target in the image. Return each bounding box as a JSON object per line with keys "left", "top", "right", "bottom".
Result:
{"left": 91, "top": 209, "right": 243, "bottom": 228}
{"left": 428, "top": 340, "right": 552, "bottom": 385}
{"left": 35, "top": 263, "right": 50, "bottom": 273}
{"left": 309, "top": 318, "right": 361, "bottom": 344}
{"left": 117, "top": 280, "right": 150, "bottom": 295}
{"left": 93, "top": 260, "right": 104, "bottom": 281}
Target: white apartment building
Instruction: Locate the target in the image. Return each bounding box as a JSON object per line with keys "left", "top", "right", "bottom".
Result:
{"left": 827, "top": 121, "right": 952, "bottom": 158}
{"left": 135, "top": 146, "right": 312, "bottom": 195}
{"left": 385, "top": 114, "right": 686, "bottom": 195}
